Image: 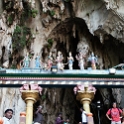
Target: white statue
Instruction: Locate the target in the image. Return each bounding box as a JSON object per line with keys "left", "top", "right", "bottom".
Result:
{"left": 56, "top": 51, "right": 64, "bottom": 71}
{"left": 76, "top": 51, "right": 85, "bottom": 70}
{"left": 67, "top": 52, "right": 74, "bottom": 70}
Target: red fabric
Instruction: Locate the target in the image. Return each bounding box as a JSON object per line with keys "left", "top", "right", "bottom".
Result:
{"left": 106, "top": 108, "right": 122, "bottom": 122}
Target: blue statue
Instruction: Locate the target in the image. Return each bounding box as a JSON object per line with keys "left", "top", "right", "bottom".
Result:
{"left": 23, "top": 52, "right": 30, "bottom": 68}
{"left": 88, "top": 52, "right": 97, "bottom": 70}
{"left": 67, "top": 52, "right": 74, "bottom": 70}
{"left": 35, "top": 53, "right": 41, "bottom": 68}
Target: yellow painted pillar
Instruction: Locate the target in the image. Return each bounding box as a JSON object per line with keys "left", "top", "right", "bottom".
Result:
{"left": 81, "top": 98, "right": 91, "bottom": 113}
{"left": 75, "top": 85, "right": 96, "bottom": 124}
{"left": 25, "top": 99, "right": 35, "bottom": 124}
{"left": 76, "top": 90, "right": 95, "bottom": 113}
{"left": 21, "top": 90, "right": 39, "bottom": 124}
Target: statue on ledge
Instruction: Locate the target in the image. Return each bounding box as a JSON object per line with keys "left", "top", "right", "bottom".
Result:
{"left": 35, "top": 53, "right": 41, "bottom": 68}
{"left": 76, "top": 51, "right": 85, "bottom": 70}
{"left": 88, "top": 52, "right": 97, "bottom": 70}
{"left": 56, "top": 51, "right": 64, "bottom": 71}
{"left": 47, "top": 52, "right": 53, "bottom": 71}
{"left": 67, "top": 52, "right": 74, "bottom": 70}
{"left": 23, "top": 52, "right": 30, "bottom": 68}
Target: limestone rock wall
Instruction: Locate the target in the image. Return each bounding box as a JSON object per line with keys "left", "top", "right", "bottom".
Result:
{"left": 0, "top": 88, "right": 26, "bottom": 124}
{"left": 0, "top": 0, "right": 124, "bottom": 68}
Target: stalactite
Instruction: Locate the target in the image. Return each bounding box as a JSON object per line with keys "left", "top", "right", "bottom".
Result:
{"left": 66, "top": 35, "right": 70, "bottom": 52}
{"left": 72, "top": 24, "right": 76, "bottom": 38}
{"left": 59, "top": 34, "right": 63, "bottom": 43}
{"left": 100, "top": 33, "right": 104, "bottom": 44}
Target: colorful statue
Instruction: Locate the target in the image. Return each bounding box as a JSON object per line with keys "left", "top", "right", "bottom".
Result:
{"left": 76, "top": 51, "right": 85, "bottom": 70}
{"left": 88, "top": 52, "right": 97, "bottom": 70}
{"left": 67, "top": 52, "right": 74, "bottom": 70}
{"left": 47, "top": 52, "right": 53, "bottom": 71}
{"left": 35, "top": 53, "right": 41, "bottom": 68}
{"left": 23, "top": 52, "right": 30, "bottom": 68}
{"left": 56, "top": 51, "right": 64, "bottom": 71}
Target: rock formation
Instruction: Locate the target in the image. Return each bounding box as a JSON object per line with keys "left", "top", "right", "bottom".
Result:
{"left": 0, "top": 0, "right": 124, "bottom": 124}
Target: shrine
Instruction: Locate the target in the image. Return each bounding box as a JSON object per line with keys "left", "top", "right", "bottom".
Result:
{"left": 0, "top": 68, "right": 124, "bottom": 124}
{"left": 0, "top": 0, "right": 124, "bottom": 123}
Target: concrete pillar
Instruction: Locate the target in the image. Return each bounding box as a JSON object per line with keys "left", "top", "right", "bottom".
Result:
{"left": 21, "top": 90, "right": 39, "bottom": 124}
{"left": 75, "top": 85, "right": 96, "bottom": 124}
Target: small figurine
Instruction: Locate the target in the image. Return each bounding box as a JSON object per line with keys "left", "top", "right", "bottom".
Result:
{"left": 47, "top": 52, "right": 53, "bottom": 71}
{"left": 67, "top": 52, "right": 74, "bottom": 70}
{"left": 88, "top": 52, "right": 97, "bottom": 70}
{"left": 23, "top": 52, "right": 30, "bottom": 68}
{"left": 35, "top": 53, "right": 41, "bottom": 68}
{"left": 76, "top": 51, "right": 85, "bottom": 70}
{"left": 56, "top": 51, "right": 64, "bottom": 71}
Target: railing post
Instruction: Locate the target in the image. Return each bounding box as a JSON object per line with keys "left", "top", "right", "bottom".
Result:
{"left": 19, "top": 112, "right": 26, "bottom": 124}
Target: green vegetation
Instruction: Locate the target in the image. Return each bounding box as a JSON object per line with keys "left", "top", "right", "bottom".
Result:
{"left": 11, "top": 64, "right": 16, "bottom": 69}
{"left": 47, "top": 39, "right": 54, "bottom": 48}
{"left": 49, "top": 10, "right": 55, "bottom": 16}
{"left": 41, "top": 95, "right": 46, "bottom": 100}
{"left": 12, "top": 25, "right": 32, "bottom": 53}
{"left": 20, "top": 3, "right": 38, "bottom": 24}
{"left": 7, "top": 15, "right": 13, "bottom": 25}
{"left": 31, "top": 9, "right": 38, "bottom": 18}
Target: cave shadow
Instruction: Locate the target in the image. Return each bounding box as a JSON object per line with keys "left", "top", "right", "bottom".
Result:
{"left": 91, "top": 88, "right": 115, "bottom": 124}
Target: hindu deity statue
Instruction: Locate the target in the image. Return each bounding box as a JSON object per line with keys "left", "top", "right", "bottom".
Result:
{"left": 88, "top": 52, "right": 97, "bottom": 70}
{"left": 67, "top": 52, "right": 74, "bottom": 70}
{"left": 23, "top": 52, "right": 30, "bottom": 68}
{"left": 35, "top": 53, "right": 41, "bottom": 68}
{"left": 56, "top": 51, "right": 64, "bottom": 71}
{"left": 76, "top": 51, "right": 85, "bottom": 70}
{"left": 47, "top": 52, "right": 53, "bottom": 71}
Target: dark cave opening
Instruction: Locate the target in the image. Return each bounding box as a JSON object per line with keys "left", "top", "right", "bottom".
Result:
{"left": 73, "top": 88, "right": 111, "bottom": 124}
{"left": 74, "top": 98, "right": 82, "bottom": 123}
{"left": 45, "top": 17, "right": 92, "bottom": 70}
{"left": 1, "top": 46, "right": 5, "bottom": 65}
{"left": 45, "top": 17, "right": 124, "bottom": 70}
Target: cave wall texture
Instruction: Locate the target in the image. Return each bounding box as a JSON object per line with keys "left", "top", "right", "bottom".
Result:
{"left": 0, "top": 0, "right": 124, "bottom": 124}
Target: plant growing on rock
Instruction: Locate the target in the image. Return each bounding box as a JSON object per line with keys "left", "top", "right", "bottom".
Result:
{"left": 20, "top": 3, "right": 38, "bottom": 24}
{"left": 49, "top": 10, "right": 55, "bottom": 17}
{"left": 31, "top": 9, "right": 38, "bottom": 18}
{"left": 7, "top": 14, "right": 14, "bottom": 25}
{"left": 47, "top": 39, "right": 54, "bottom": 48}
{"left": 12, "top": 25, "right": 32, "bottom": 54}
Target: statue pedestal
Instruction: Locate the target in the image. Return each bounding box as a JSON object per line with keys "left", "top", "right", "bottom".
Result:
{"left": 21, "top": 90, "right": 39, "bottom": 124}
{"left": 76, "top": 90, "right": 95, "bottom": 124}
{"left": 76, "top": 91, "right": 94, "bottom": 113}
